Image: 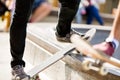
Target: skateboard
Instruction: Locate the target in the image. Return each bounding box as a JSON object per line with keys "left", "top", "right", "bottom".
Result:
{"left": 22, "top": 28, "right": 96, "bottom": 80}
{"left": 70, "top": 34, "right": 120, "bottom": 76}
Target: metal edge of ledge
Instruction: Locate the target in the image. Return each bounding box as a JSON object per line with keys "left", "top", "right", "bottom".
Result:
{"left": 27, "top": 30, "right": 60, "bottom": 54}
{"left": 72, "top": 24, "right": 112, "bottom": 31}
{"left": 28, "top": 23, "right": 112, "bottom": 31}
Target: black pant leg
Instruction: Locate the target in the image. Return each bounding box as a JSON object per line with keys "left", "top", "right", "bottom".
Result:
{"left": 10, "top": 0, "right": 34, "bottom": 68}
{"left": 56, "top": 0, "right": 81, "bottom": 36}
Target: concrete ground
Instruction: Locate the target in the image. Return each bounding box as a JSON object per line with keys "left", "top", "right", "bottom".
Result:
{"left": 0, "top": 32, "right": 11, "bottom": 79}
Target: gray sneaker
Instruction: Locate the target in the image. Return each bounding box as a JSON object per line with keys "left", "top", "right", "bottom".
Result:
{"left": 55, "top": 29, "right": 89, "bottom": 42}
{"left": 11, "top": 65, "right": 30, "bottom": 80}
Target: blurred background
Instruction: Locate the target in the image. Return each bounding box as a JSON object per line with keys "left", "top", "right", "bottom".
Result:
{"left": 0, "top": 0, "right": 119, "bottom": 32}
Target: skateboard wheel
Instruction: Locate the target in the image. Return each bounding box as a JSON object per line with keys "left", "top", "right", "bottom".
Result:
{"left": 32, "top": 74, "right": 40, "bottom": 80}
{"left": 99, "top": 67, "right": 108, "bottom": 76}
{"left": 16, "top": 76, "right": 20, "bottom": 80}
{"left": 82, "top": 60, "right": 91, "bottom": 71}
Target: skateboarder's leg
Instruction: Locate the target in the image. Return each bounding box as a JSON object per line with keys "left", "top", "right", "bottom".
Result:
{"left": 93, "top": 2, "right": 120, "bottom": 56}
{"left": 10, "top": 0, "right": 34, "bottom": 79}
{"left": 109, "top": 2, "right": 120, "bottom": 42}
{"left": 55, "top": 0, "right": 81, "bottom": 42}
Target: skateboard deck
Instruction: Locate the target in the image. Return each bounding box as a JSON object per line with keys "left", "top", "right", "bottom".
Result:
{"left": 70, "top": 34, "right": 120, "bottom": 76}
{"left": 24, "top": 28, "right": 96, "bottom": 80}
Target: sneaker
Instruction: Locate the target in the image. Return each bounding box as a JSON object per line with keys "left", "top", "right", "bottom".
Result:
{"left": 11, "top": 65, "right": 30, "bottom": 80}
{"left": 93, "top": 42, "right": 115, "bottom": 56}
{"left": 55, "top": 29, "right": 88, "bottom": 42}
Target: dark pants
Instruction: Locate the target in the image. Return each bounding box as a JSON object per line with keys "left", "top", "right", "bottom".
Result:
{"left": 86, "top": 5, "right": 104, "bottom": 25}
{"left": 10, "top": 0, "right": 34, "bottom": 68}
{"left": 10, "top": 0, "right": 80, "bottom": 68}
{"left": 56, "top": 0, "right": 80, "bottom": 37}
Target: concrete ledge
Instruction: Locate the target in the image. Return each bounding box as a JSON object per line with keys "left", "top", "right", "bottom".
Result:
{"left": 24, "top": 23, "right": 119, "bottom": 80}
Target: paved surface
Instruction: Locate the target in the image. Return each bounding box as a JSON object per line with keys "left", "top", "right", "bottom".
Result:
{"left": 0, "top": 32, "right": 11, "bottom": 79}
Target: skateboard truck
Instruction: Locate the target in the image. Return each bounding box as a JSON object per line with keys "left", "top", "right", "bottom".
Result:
{"left": 70, "top": 34, "right": 120, "bottom": 76}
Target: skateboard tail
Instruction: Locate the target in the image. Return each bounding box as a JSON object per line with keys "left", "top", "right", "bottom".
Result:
{"left": 71, "top": 34, "right": 120, "bottom": 68}
{"left": 83, "top": 28, "right": 96, "bottom": 41}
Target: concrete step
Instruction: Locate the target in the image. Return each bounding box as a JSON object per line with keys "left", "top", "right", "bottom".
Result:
{"left": 24, "top": 23, "right": 120, "bottom": 80}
